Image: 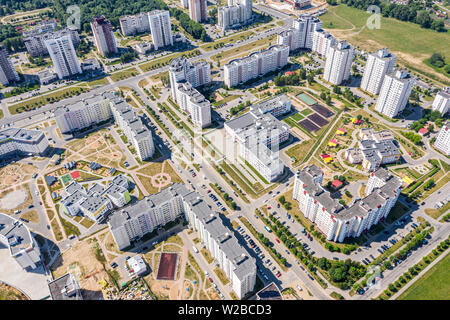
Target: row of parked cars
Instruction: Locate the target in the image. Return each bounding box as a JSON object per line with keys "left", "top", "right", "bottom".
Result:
{"left": 207, "top": 192, "right": 226, "bottom": 212}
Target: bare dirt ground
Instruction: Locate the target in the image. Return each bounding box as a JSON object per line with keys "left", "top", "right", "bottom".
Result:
{"left": 0, "top": 282, "right": 29, "bottom": 300}
{"left": 291, "top": 127, "right": 311, "bottom": 142}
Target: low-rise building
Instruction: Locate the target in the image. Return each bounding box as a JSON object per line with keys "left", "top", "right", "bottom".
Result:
{"left": 37, "top": 68, "right": 58, "bottom": 85}
{"left": 128, "top": 255, "right": 148, "bottom": 276}
{"left": 0, "top": 128, "right": 49, "bottom": 159}
{"left": 48, "top": 273, "right": 83, "bottom": 300}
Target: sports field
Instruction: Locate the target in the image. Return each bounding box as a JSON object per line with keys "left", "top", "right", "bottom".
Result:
{"left": 397, "top": 253, "right": 450, "bottom": 300}
{"left": 320, "top": 4, "right": 450, "bottom": 84}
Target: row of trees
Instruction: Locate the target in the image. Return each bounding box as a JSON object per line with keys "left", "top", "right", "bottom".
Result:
{"left": 341, "top": 0, "right": 447, "bottom": 32}
{"left": 170, "top": 8, "right": 207, "bottom": 41}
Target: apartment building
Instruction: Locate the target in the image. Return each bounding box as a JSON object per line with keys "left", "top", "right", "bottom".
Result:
{"left": 323, "top": 40, "right": 353, "bottom": 85}
{"left": 375, "top": 69, "right": 415, "bottom": 118}
{"left": 45, "top": 35, "right": 82, "bottom": 79}
{"left": 224, "top": 95, "right": 291, "bottom": 182}
{"left": 119, "top": 12, "right": 151, "bottom": 36}
{"left": 169, "top": 57, "right": 212, "bottom": 128}
{"left": 91, "top": 15, "right": 118, "bottom": 57}
{"left": 277, "top": 14, "right": 322, "bottom": 51}
{"left": 109, "top": 183, "right": 257, "bottom": 298}
{"left": 0, "top": 212, "right": 41, "bottom": 270}
{"left": 360, "top": 48, "right": 397, "bottom": 96}
{"left": 0, "top": 45, "right": 20, "bottom": 85}
{"left": 22, "top": 20, "right": 57, "bottom": 37}
{"left": 60, "top": 174, "right": 131, "bottom": 223}
{"left": 149, "top": 10, "right": 173, "bottom": 50}
{"left": 183, "top": 190, "right": 256, "bottom": 299}
{"left": 435, "top": 121, "right": 450, "bottom": 155}
{"left": 224, "top": 44, "right": 289, "bottom": 88}
{"left": 344, "top": 128, "right": 401, "bottom": 171}
{"left": 311, "top": 29, "right": 336, "bottom": 57}
{"left": 431, "top": 87, "right": 450, "bottom": 115}
{"left": 24, "top": 27, "right": 80, "bottom": 57}
{"left": 54, "top": 93, "right": 113, "bottom": 133}
{"left": 293, "top": 166, "right": 402, "bottom": 242}
{"left": 218, "top": 0, "right": 253, "bottom": 30}
{"left": 189, "top": 0, "right": 208, "bottom": 23}
{"left": 111, "top": 98, "right": 155, "bottom": 161}
{"left": 0, "top": 128, "right": 49, "bottom": 159}
{"left": 181, "top": 0, "right": 189, "bottom": 8}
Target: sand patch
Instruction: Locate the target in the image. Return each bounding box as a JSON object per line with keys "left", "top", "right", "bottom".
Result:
{"left": 0, "top": 188, "right": 28, "bottom": 210}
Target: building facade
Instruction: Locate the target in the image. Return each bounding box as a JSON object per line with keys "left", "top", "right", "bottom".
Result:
{"left": 218, "top": 0, "right": 252, "bottom": 30}
{"left": 189, "top": 0, "right": 208, "bottom": 22}
{"left": 311, "top": 29, "right": 336, "bottom": 57}
{"left": 431, "top": 87, "right": 450, "bottom": 115}
{"left": 292, "top": 166, "right": 402, "bottom": 242}
{"left": 277, "top": 14, "right": 321, "bottom": 51}
{"left": 149, "top": 10, "right": 173, "bottom": 50}
{"left": 224, "top": 44, "right": 289, "bottom": 88}
{"left": 360, "top": 48, "right": 397, "bottom": 95}
{"left": 435, "top": 122, "right": 450, "bottom": 155}
{"left": 24, "top": 27, "right": 80, "bottom": 57}
{"left": 0, "top": 45, "right": 20, "bottom": 85}
{"left": 323, "top": 40, "right": 353, "bottom": 85}
{"left": 45, "top": 35, "right": 82, "bottom": 79}
{"left": 374, "top": 69, "right": 415, "bottom": 118}
{"left": 0, "top": 128, "right": 49, "bottom": 159}
{"left": 91, "top": 15, "right": 118, "bottom": 57}
{"left": 119, "top": 12, "right": 151, "bottom": 36}
{"left": 169, "top": 57, "right": 212, "bottom": 128}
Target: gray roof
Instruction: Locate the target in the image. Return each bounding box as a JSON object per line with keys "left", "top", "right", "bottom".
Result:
{"left": 0, "top": 127, "right": 45, "bottom": 144}
{"left": 48, "top": 273, "right": 82, "bottom": 300}
{"left": 182, "top": 191, "right": 256, "bottom": 280}
{"left": 0, "top": 213, "right": 35, "bottom": 256}
{"left": 249, "top": 94, "right": 291, "bottom": 116}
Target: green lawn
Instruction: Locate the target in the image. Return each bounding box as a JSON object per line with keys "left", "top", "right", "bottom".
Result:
{"left": 290, "top": 113, "right": 305, "bottom": 122}
{"left": 397, "top": 253, "right": 450, "bottom": 300}
{"left": 109, "top": 67, "right": 139, "bottom": 82}
{"left": 320, "top": 4, "right": 450, "bottom": 83}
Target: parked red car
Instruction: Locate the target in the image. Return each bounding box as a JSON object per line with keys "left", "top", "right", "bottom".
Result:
{"left": 208, "top": 277, "right": 213, "bottom": 283}
{"left": 267, "top": 206, "right": 271, "bottom": 210}
{"left": 276, "top": 272, "right": 282, "bottom": 278}
{"left": 275, "top": 238, "right": 280, "bottom": 243}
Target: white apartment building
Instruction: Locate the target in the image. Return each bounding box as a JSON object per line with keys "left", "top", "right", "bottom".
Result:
{"left": 0, "top": 45, "right": 20, "bottom": 85}
{"left": 311, "top": 29, "right": 336, "bottom": 57}
{"left": 23, "top": 27, "right": 80, "bottom": 57}
{"left": 0, "top": 128, "right": 49, "bottom": 159}
{"left": 119, "top": 12, "right": 151, "bottom": 36}
{"left": 323, "top": 40, "right": 353, "bottom": 85}
{"left": 224, "top": 44, "right": 289, "bottom": 88}
{"left": 360, "top": 48, "right": 397, "bottom": 95}
{"left": 435, "top": 122, "right": 450, "bottom": 155}
{"left": 277, "top": 14, "right": 321, "bottom": 51}
{"left": 54, "top": 92, "right": 113, "bottom": 133}
{"left": 45, "top": 35, "right": 82, "bottom": 79}
{"left": 0, "top": 213, "right": 41, "bottom": 270}
{"left": 224, "top": 95, "right": 291, "bottom": 182}
{"left": 111, "top": 99, "right": 155, "bottom": 161}
{"left": 189, "top": 0, "right": 207, "bottom": 22}
{"left": 181, "top": 0, "right": 189, "bottom": 8}
{"left": 183, "top": 190, "right": 256, "bottom": 299}
{"left": 149, "top": 10, "right": 173, "bottom": 50}
{"left": 431, "top": 87, "right": 450, "bottom": 115}
{"left": 91, "top": 15, "right": 118, "bottom": 57}
{"left": 169, "top": 57, "right": 212, "bottom": 128}
{"left": 218, "top": 0, "right": 252, "bottom": 30}
{"left": 228, "top": 0, "right": 252, "bottom": 21}
{"left": 293, "top": 166, "right": 402, "bottom": 242}
{"left": 374, "top": 69, "right": 415, "bottom": 118}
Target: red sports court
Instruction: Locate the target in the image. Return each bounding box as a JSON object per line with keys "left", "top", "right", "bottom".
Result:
{"left": 156, "top": 253, "right": 178, "bottom": 281}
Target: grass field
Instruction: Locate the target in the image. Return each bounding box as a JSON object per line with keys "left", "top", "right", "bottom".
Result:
{"left": 397, "top": 253, "right": 450, "bottom": 300}
{"left": 320, "top": 4, "right": 450, "bottom": 84}
{"left": 212, "top": 35, "right": 277, "bottom": 63}
{"left": 109, "top": 67, "right": 139, "bottom": 82}
{"left": 200, "top": 31, "right": 254, "bottom": 51}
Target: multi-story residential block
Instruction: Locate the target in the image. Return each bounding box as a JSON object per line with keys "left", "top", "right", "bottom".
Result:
{"left": 54, "top": 93, "right": 113, "bottom": 133}
{"left": 189, "top": 0, "right": 207, "bottom": 22}
{"left": 435, "top": 121, "right": 450, "bottom": 155}
{"left": 181, "top": 0, "right": 189, "bottom": 8}
{"left": 60, "top": 174, "right": 131, "bottom": 223}
{"left": 149, "top": 10, "right": 173, "bottom": 50}
{"left": 375, "top": 69, "right": 415, "bottom": 118}
{"left": 277, "top": 14, "right": 321, "bottom": 51}
{"left": 323, "top": 40, "right": 353, "bottom": 85}
{"left": 292, "top": 166, "right": 402, "bottom": 242}
{"left": 0, "top": 45, "right": 20, "bottom": 85}
{"left": 183, "top": 189, "right": 256, "bottom": 299}
{"left": 48, "top": 273, "right": 83, "bottom": 300}
{"left": 217, "top": 0, "right": 252, "bottom": 30}
{"left": 360, "top": 48, "right": 396, "bottom": 95}
{"left": 91, "top": 15, "right": 118, "bottom": 57}
{"left": 23, "top": 27, "right": 80, "bottom": 57}
{"left": 22, "top": 20, "right": 57, "bottom": 37}
{"left": 111, "top": 98, "right": 155, "bottom": 161}
{"left": 0, "top": 128, "right": 49, "bottom": 159}
{"left": 109, "top": 183, "right": 257, "bottom": 299}
{"left": 431, "top": 87, "right": 450, "bottom": 115}
{"left": 311, "top": 29, "right": 336, "bottom": 57}
{"left": 344, "top": 128, "right": 401, "bottom": 171}
{"left": 169, "top": 57, "right": 211, "bottom": 128}
{"left": 45, "top": 35, "right": 82, "bottom": 79}
{"left": 224, "top": 44, "right": 289, "bottom": 88}
{"left": 0, "top": 212, "right": 41, "bottom": 270}
{"left": 224, "top": 95, "right": 291, "bottom": 182}
{"left": 119, "top": 12, "right": 151, "bottom": 36}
